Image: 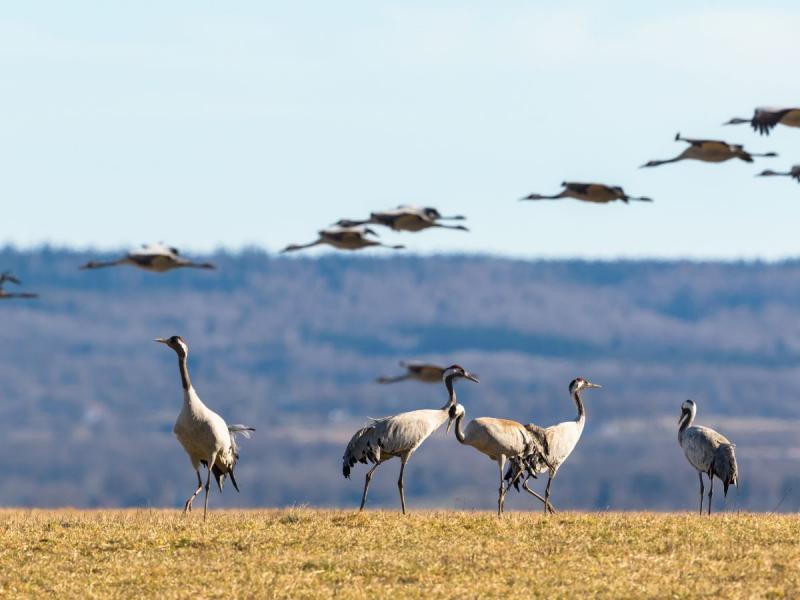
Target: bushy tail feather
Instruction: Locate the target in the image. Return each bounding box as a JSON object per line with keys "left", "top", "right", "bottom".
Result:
{"left": 342, "top": 425, "right": 382, "bottom": 478}
{"left": 228, "top": 424, "right": 255, "bottom": 456}
{"left": 228, "top": 424, "right": 255, "bottom": 439}
{"left": 713, "top": 443, "right": 739, "bottom": 497}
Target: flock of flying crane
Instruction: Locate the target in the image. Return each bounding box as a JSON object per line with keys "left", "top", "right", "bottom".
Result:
{"left": 3, "top": 106, "right": 800, "bottom": 518}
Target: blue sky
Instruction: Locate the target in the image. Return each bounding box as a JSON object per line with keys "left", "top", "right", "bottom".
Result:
{"left": 2, "top": 1, "right": 799, "bottom": 259}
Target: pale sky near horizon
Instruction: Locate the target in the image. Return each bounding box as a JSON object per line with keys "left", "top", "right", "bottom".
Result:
{"left": 2, "top": 1, "right": 799, "bottom": 259}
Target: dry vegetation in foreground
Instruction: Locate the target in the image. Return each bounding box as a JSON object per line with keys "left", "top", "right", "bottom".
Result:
{"left": 1, "top": 509, "right": 799, "bottom": 598}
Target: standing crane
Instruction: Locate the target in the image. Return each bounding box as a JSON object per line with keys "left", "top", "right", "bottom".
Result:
{"left": 640, "top": 133, "right": 777, "bottom": 168}
{"left": 0, "top": 272, "right": 38, "bottom": 299}
{"left": 521, "top": 182, "right": 652, "bottom": 204}
{"left": 342, "top": 364, "right": 479, "bottom": 513}
{"left": 338, "top": 206, "right": 468, "bottom": 233}
{"left": 447, "top": 403, "right": 553, "bottom": 516}
{"left": 678, "top": 399, "right": 739, "bottom": 515}
{"left": 376, "top": 361, "right": 446, "bottom": 384}
{"left": 504, "top": 378, "right": 602, "bottom": 514}
{"left": 81, "top": 243, "right": 215, "bottom": 272}
{"left": 155, "top": 336, "right": 255, "bottom": 520}
{"left": 724, "top": 107, "right": 800, "bottom": 135}
{"left": 756, "top": 165, "right": 800, "bottom": 183}
{"left": 281, "top": 224, "right": 404, "bottom": 253}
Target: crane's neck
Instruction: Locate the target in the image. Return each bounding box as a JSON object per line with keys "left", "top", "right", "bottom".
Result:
{"left": 678, "top": 409, "right": 694, "bottom": 434}
{"left": 453, "top": 412, "right": 467, "bottom": 444}
{"left": 572, "top": 389, "right": 586, "bottom": 424}
{"left": 442, "top": 376, "right": 457, "bottom": 410}
{"left": 177, "top": 353, "right": 193, "bottom": 393}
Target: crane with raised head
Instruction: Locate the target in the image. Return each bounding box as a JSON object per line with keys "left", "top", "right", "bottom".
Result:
{"left": 155, "top": 335, "right": 255, "bottom": 520}
{"left": 504, "top": 378, "right": 601, "bottom": 514}
{"left": 343, "top": 364, "right": 478, "bottom": 514}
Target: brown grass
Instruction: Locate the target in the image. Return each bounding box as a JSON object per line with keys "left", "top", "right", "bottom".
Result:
{"left": 1, "top": 509, "right": 799, "bottom": 598}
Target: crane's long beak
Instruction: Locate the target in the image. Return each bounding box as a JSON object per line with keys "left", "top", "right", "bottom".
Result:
{"left": 446, "top": 419, "right": 454, "bottom": 435}
{"left": 586, "top": 382, "right": 602, "bottom": 388}
{"left": 154, "top": 338, "right": 168, "bottom": 344}
{"left": 465, "top": 372, "right": 479, "bottom": 383}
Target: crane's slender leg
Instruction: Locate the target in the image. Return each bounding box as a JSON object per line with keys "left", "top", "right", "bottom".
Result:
{"left": 359, "top": 462, "right": 381, "bottom": 511}
{"left": 522, "top": 478, "right": 557, "bottom": 514}
{"left": 698, "top": 472, "right": 705, "bottom": 516}
{"left": 203, "top": 453, "right": 217, "bottom": 521}
{"left": 398, "top": 456, "right": 409, "bottom": 515}
{"left": 543, "top": 474, "right": 554, "bottom": 515}
{"left": 184, "top": 470, "right": 203, "bottom": 513}
{"left": 497, "top": 456, "right": 507, "bottom": 517}
{"left": 707, "top": 473, "right": 714, "bottom": 516}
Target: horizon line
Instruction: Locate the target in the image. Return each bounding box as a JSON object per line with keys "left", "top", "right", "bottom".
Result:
{"left": 2, "top": 242, "right": 799, "bottom": 265}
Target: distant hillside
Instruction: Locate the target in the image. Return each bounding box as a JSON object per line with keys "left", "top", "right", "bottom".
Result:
{"left": 2, "top": 247, "right": 800, "bottom": 511}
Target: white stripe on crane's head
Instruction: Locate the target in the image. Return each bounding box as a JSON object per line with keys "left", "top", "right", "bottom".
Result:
{"left": 442, "top": 365, "right": 466, "bottom": 381}
{"left": 681, "top": 399, "right": 696, "bottom": 412}
{"left": 156, "top": 335, "right": 189, "bottom": 357}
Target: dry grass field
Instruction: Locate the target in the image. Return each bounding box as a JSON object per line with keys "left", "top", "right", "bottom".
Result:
{"left": 2, "top": 509, "right": 799, "bottom": 598}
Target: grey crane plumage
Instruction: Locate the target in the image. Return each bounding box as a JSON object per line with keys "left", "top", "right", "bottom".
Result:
{"left": 0, "top": 271, "right": 38, "bottom": 299}
{"left": 724, "top": 107, "right": 800, "bottom": 136}
{"left": 81, "top": 243, "right": 215, "bottom": 272}
{"left": 447, "top": 403, "right": 553, "bottom": 516}
{"left": 281, "top": 224, "right": 405, "bottom": 253}
{"left": 504, "top": 378, "right": 601, "bottom": 514}
{"left": 521, "top": 182, "right": 652, "bottom": 204}
{"left": 678, "top": 399, "right": 739, "bottom": 515}
{"left": 376, "top": 361, "right": 447, "bottom": 384}
{"left": 342, "top": 364, "right": 479, "bottom": 514}
{"left": 640, "top": 133, "right": 777, "bottom": 168}
{"left": 155, "top": 336, "right": 255, "bottom": 520}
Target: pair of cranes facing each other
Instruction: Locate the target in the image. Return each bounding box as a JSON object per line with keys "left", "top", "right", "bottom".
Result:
{"left": 343, "top": 366, "right": 601, "bottom": 516}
